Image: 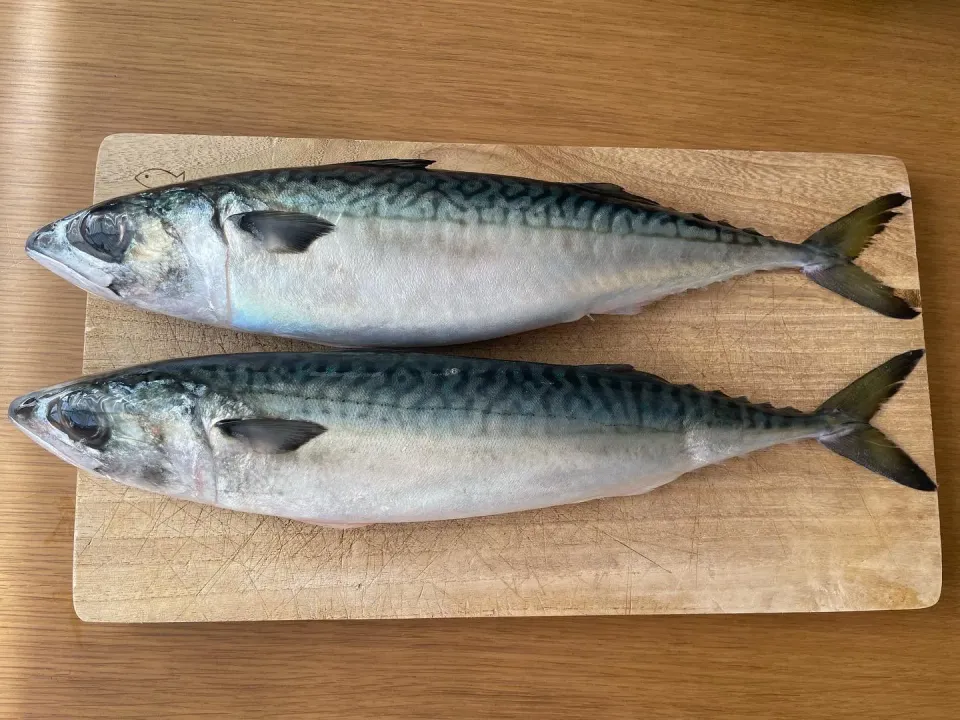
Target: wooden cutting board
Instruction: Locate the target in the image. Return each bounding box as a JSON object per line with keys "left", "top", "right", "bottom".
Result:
{"left": 73, "top": 135, "right": 940, "bottom": 622}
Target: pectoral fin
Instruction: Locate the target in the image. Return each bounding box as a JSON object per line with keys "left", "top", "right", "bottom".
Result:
{"left": 234, "top": 211, "right": 335, "bottom": 253}
{"left": 215, "top": 418, "right": 327, "bottom": 453}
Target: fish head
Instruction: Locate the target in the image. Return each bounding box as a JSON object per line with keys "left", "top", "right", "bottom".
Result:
{"left": 9, "top": 373, "right": 215, "bottom": 503}
{"left": 26, "top": 190, "right": 227, "bottom": 324}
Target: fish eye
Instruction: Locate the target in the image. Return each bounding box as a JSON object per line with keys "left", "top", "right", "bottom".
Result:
{"left": 77, "top": 209, "right": 131, "bottom": 262}
{"left": 47, "top": 394, "right": 109, "bottom": 448}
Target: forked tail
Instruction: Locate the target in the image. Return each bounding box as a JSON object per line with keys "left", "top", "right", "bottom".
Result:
{"left": 817, "top": 349, "right": 935, "bottom": 490}
{"left": 802, "top": 193, "right": 919, "bottom": 319}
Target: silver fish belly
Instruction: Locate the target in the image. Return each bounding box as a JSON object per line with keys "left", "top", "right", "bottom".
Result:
{"left": 225, "top": 212, "right": 800, "bottom": 345}
{"left": 24, "top": 160, "right": 918, "bottom": 347}
{"left": 8, "top": 351, "right": 933, "bottom": 526}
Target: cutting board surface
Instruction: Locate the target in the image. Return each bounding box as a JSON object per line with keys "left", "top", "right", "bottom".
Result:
{"left": 73, "top": 135, "right": 939, "bottom": 622}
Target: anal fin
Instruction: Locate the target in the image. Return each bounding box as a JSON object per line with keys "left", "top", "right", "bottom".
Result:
{"left": 602, "top": 301, "right": 650, "bottom": 316}
{"left": 291, "top": 518, "right": 371, "bottom": 529}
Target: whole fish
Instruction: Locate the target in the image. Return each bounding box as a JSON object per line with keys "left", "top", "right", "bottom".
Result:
{"left": 26, "top": 160, "right": 917, "bottom": 347}
{"left": 9, "top": 350, "right": 934, "bottom": 526}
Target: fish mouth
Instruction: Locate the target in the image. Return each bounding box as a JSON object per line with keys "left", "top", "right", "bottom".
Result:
{"left": 26, "top": 224, "right": 119, "bottom": 300}
{"left": 8, "top": 391, "right": 103, "bottom": 473}
{"left": 8, "top": 392, "right": 40, "bottom": 426}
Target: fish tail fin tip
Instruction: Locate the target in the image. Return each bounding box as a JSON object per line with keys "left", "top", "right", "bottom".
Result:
{"left": 804, "top": 193, "right": 909, "bottom": 259}
{"left": 801, "top": 193, "right": 918, "bottom": 319}
{"left": 817, "top": 349, "right": 935, "bottom": 491}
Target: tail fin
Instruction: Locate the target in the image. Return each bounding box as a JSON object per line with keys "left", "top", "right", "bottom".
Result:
{"left": 802, "top": 193, "right": 918, "bottom": 319}
{"left": 817, "top": 349, "right": 935, "bottom": 491}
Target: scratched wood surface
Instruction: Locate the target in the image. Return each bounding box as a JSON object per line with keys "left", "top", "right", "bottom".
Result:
{"left": 70, "top": 134, "right": 939, "bottom": 622}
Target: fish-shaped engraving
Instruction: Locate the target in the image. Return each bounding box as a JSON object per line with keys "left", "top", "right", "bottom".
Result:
{"left": 134, "top": 168, "right": 185, "bottom": 189}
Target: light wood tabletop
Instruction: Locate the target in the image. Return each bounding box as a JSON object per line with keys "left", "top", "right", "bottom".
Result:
{"left": 1, "top": 1, "right": 957, "bottom": 717}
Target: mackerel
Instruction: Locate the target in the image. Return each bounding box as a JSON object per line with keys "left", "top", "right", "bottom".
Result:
{"left": 9, "top": 350, "right": 934, "bottom": 525}
{"left": 25, "top": 160, "right": 917, "bottom": 346}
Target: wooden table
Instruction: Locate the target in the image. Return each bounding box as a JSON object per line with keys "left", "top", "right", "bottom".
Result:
{"left": 1, "top": 1, "right": 957, "bottom": 717}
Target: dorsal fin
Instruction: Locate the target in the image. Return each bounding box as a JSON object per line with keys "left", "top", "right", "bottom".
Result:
{"left": 752, "top": 401, "right": 806, "bottom": 416}
{"left": 688, "top": 212, "right": 739, "bottom": 231}
{"left": 579, "top": 363, "right": 638, "bottom": 374}
{"left": 675, "top": 384, "right": 805, "bottom": 415}
{"left": 630, "top": 369, "right": 672, "bottom": 384}
{"left": 569, "top": 182, "right": 666, "bottom": 207}
{"left": 687, "top": 213, "right": 771, "bottom": 237}
{"left": 580, "top": 365, "right": 807, "bottom": 415}
{"left": 678, "top": 384, "right": 737, "bottom": 401}
{"left": 349, "top": 159, "right": 435, "bottom": 170}
{"left": 565, "top": 181, "right": 775, "bottom": 239}
{"left": 577, "top": 362, "right": 670, "bottom": 383}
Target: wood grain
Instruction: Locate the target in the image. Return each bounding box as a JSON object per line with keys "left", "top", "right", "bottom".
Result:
{"left": 2, "top": 0, "right": 959, "bottom": 717}
{"left": 73, "top": 135, "right": 939, "bottom": 622}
